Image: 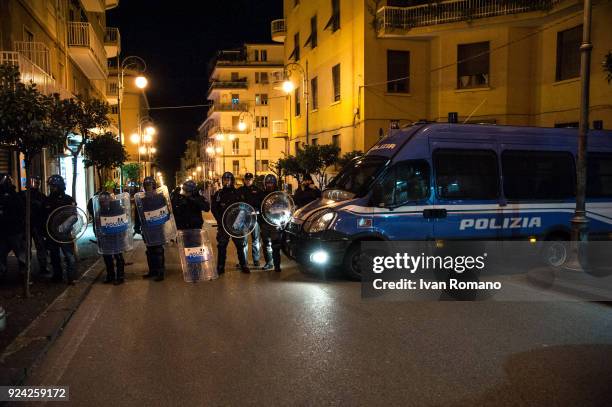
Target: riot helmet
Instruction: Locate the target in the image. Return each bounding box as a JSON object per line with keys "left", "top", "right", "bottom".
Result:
{"left": 143, "top": 176, "right": 157, "bottom": 192}
{"left": 264, "top": 174, "right": 278, "bottom": 192}
{"left": 222, "top": 172, "right": 235, "bottom": 188}
{"left": 182, "top": 179, "right": 197, "bottom": 195}
{"left": 47, "top": 174, "right": 65, "bottom": 193}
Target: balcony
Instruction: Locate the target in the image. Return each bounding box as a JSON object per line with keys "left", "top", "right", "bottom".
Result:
{"left": 81, "top": 0, "right": 119, "bottom": 12}
{"left": 376, "top": 0, "right": 563, "bottom": 37}
{"left": 225, "top": 149, "right": 251, "bottom": 157}
{"left": 0, "top": 51, "right": 72, "bottom": 99}
{"left": 208, "top": 78, "right": 248, "bottom": 94}
{"left": 104, "top": 27, "right": 121, "bottom": 58}
{"left": 208, "top": 102, "right": 249, "bottom": 115}
{"left": 67, "top": 22, "right": 108, "bottom": 80}
{"left": 106, "top": 78, "right": 119, "bottom": 104}
{"left": 271, "top": 19, "right": 286, "bottom": 43}
{"left": 272, "top": 120, "right": 288, "bottom": 138}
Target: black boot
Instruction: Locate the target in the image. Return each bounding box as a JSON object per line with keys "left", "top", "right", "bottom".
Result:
{"left": 113, "top": 254, "right": 125, "bottom": 285}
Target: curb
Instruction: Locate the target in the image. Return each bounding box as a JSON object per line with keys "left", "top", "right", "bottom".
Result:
{"left": 0, "top": 252, "right": 108, "bottom": 386}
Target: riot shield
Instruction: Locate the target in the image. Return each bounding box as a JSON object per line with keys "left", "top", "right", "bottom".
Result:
{"left": 177, "top": 229, "right": 217, "bottom": 282}
{"left": 92, "top": 192, "right": 133, "bottom": 255}
{"left": 134, "top": 185, "right": 177, "bottom": 246}
{"left": 221, "top": 202, "right": 257, "bottom": 238}
{"left": 261, "top": 191, "right": 296, "bottom": 228}
{"left": 46, "top": 205, "right": 89, "bottom": 244}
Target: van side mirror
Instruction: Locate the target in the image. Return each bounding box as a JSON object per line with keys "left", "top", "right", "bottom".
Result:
{"left": 370, "top": 184, "right": 386, "bottom": 208}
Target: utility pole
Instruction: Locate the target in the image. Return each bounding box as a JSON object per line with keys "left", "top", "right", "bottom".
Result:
{"left": 567, "top": 0, "right": 592, "bottom": 271}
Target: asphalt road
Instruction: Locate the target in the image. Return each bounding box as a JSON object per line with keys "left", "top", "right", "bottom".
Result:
{"left": 24, "top": 225, "right": 612, "bottom": 406}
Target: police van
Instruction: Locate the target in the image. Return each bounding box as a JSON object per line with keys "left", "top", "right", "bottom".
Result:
{"left": 283, "top": 123, "right": 612, "bottom": 279}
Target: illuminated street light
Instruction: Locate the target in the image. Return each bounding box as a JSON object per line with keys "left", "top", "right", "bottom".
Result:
{"left": 144, "top": 126, "right": 156, "bottom": 136}
{"left": 197, "top": 166, "right": 202, "bottom": 172}
{"left": 135, "top": 75, "right": 148, "bottom": 89}
{"left": 206, "top": 146, "right": 214, "bottom": 154}
{"left": 138, "top": 146, "right": 147, "bottom": 154}
{"left": 282, "top": 80, "right": 295, "bottom": 94}
{"left": 150, "top": 147, "right": 157, "bottom": 154}
{"left": 215, "top": 147, "right": 222, "bottom": 154}
{"left": 228, "top": 134, "right": 235, "bottom": 141}
{"left": 238, "top": 119, "right": 247, "bottom": 132}
{"left": 143, "top": 133, "right": 153, "bottom": 143}
{"left": 215, "top": 133, "right": 224, "bottom": 141}
{"left": 130, "top": 133, "right": 140, "bottom": 144}
{"left": 157, "top": 171, "right": 161, "bottom": 177}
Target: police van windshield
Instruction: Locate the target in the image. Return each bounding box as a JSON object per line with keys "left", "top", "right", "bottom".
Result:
{"left": 327, "top": 156, "right": 388, "bottom": 196}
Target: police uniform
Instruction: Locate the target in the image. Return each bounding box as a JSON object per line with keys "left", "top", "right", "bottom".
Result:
{"left": 88, "top": 192, "right": 125, "bottom": 284}
{"left": 260, "top": 175, "right": 282, "bottom": 272}
{"left": 237, "top": 176, "right": 265, "bottom": 266}
{"left": 44, "top": 176, "right": 77, "bottom": 284}
{"left": 0, "top": 176, "right": 26, "bottom": 276}
{"left": 211, "top": 175, "right": 249, "bottom": 274}
{"left": 19, "top": 183, "right": 48, "bottom": 274}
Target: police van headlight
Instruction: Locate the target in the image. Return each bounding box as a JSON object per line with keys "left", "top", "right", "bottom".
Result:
{"left": 303, "top": 210, "right": 337, "bottom": 234}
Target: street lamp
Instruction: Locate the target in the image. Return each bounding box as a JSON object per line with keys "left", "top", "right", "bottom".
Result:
{"left": 283, "top": 61, "right": 309, "bottom": 145}
{"left": 237, "top": 110, "right": 256, "bottom": 176}
{"left": 117, "top": 55, "right": 148, "bottom": 191}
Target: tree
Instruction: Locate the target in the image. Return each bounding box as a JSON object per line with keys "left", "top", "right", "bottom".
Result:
{"left": 83, "top": 131, "right": 128, "bottom": 188}
{"left": 70, "top": 97, "right": 110, "bottom": 198}
{"left": 0, "top": 63, "right": 66, "bottom": 296}
{"left": 122, "top": 162, "right": 142, "bottom": 184}
{"left": 337, "top": 150, "right": 363, "bottom": 168}
{"left": 296, "top": 144, "right": 340, "bottom": 188}
{"left": 277, "top": 155, "right": 303, "bottom": 183}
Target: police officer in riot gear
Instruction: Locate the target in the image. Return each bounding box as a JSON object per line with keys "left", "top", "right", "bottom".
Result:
{"left": 260, "top": 174, "right": 282, "bottom": 272}
{"left": 44, "top": 175, "right": 77, "bottom": 284}
{"left": 171, "top": 179, "right": 210, "bottom": 230}
{"left": 0, "top": 174, "right": 26, "bottom": 277}
{"left": 19, "top": 176, "right": 48, "bottom": 275}
{"left": 237, "top": 173, "right": 265, "bottom": 267}
{"left": 211, "top": 172, "right": 249, "bottom": 274}
{"left": 134, "top": 176, "right": 167, "bottom": 281}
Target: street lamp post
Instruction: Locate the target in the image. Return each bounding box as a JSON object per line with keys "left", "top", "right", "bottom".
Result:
{"left": 237, "top": 110, "right": 256, "bottom": 176}
{"left": 117, "top": 55, "right": 148, "bottom": 191}
{"left": 283, "top": 61, "right": 309, "bottom": 145}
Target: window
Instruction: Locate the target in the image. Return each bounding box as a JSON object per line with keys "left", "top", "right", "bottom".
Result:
{"left": 305, "top": 15, "right": 318, "bottom": 49}
{"left": 556, "top": 25, "right": 582, "bottom": 81}
{"left": 256, "top": 116, "right": 268, "bottom": 128}
{"left": 457, "top": 41, "right": 490, "bottom": 89}
{"left": 294, "top": 141, "right": 300, "bottom": 154}
{"left": 374, "top": 160, "right": 430, "bottom": 207}
{"left": 289, "top": 32, "right": 300, "bottom": 61}
{"left": 23, "top": 27, "right": 34, "bottom": 42}
{"left": 332, "top": 134, "right": 340, "bottom": 148}
{"left": 110, "top": 104, "right": 119, "bottom": 114}
{"left": 231, "top": 94, "right": 240, "bottom": 104}
{"left": 255, "top": 72, "right": 269, "bottom": 84}
{"left": 312, "top": 138, "right": 318, "bottom": 146}
{"left": 255, "top": 93, "right": 269, "bottom": 105}
{"left": 502, "top": 150, "right": 575, "bottom": 200}
{"left": 233, "top": 160, "right": 240, "bottom": 174}
{"left": 587, "top": 153, "right": 612, "bottom": 198}
{"left": 332, "top": 64, "right": 341, "bottom": 102}
{"left": 232, "top": 139, "right": 239, "bottom": 154}
{"left": 387, "top": 50, "right": 410, "bottom": 93}
{"left": 257, "top": 160, "right": 270, "bottom": 172}
{"left": 295, "top": 87, "right": 301, "bottom": 116}
{"left": 232, "top": 115, "right": 240, "bottom": 129}
{"left": 434, "top": 149, "right": 499, "bottom": 200}
{"left": 324, "top": 0, "right": 340, "bottom": 32}
{"left": 231, "top": 72, "right": 239, "bottom": 81}
{"left": 256, "top": 138, "right": 269, "bottom": 150}
{"left": 311, "top": 77, "right": 318, "bottom": 110}
{"left": 254, "top": 50, "right": 259, "bottom": 61}
{"left": 261, "top": 50, "right": 267, "bottom": 61}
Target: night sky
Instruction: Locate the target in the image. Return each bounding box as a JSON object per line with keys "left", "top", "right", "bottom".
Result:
{"left": 107, "top": 1, "right": 283, "bottom": 185}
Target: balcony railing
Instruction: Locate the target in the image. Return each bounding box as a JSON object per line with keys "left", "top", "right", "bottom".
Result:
{"left": 104, "top": 27, "right": 121, "bottom": 58}
{"left": 226, "top": 149, "right": 251, "bottom": 157}
{"left": 14, "top": 41, "right": 51, "bottom": 74}
{"left": 209, "top": 78, "right": 248, "bottom": 89}
{"left": 209, "top": 102, "right": 249, "bottom": 114}
{"left": 271, "top": 19, "right": 286, "bottom": 43}
{"left": 67, "top": 22, "right": 107, "bottom": 79}
{"left": 0, "top": 51, "right": 72, "bottom": 99}
{"left": 376, "top": 0, "right": 561, "bottom": 33}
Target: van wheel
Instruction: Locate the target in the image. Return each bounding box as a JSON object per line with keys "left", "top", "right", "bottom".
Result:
{"left": 542, "top": 235, "right": 569, "bottom": 268}
{"left": 344, "top": 242, "right": 377, "bottom": 281}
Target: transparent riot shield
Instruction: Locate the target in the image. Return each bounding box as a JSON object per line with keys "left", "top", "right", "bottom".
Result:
{"left": 261, "top": 191, "right": 296, "bottom": 228}
{"left": 177, "top": 229, "right": 217, "bottom": 282}
{"left": 134, "top": 185, "right": 177, "bottom": 246}
{"left": 92, "top": 192, "right": 133, "bottom": 255}
{"left": 46, "top": 205, "right": 89, "bottom": 244}
{"left": 221, "top": 202, "right": 257, "bottom": 238}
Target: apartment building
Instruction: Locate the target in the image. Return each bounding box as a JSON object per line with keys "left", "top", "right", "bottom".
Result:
{"left": 278, "top": 0, "right": 612, "bottom": 157}
{"left": 198, "top": 43, "right": 287, "bottom": 183}
{"left": 0, "top": 0, "right": 120, "bottom": 207}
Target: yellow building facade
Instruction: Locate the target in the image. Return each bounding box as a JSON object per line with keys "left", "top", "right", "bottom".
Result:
{"left": 199, "top": 43, "right": 287, "bottom": 183}
{"left": 280, "top": 0, "right": 612, "bottom": 160}
{"left": 0, "top": 0, "right": 121, "bottom": 205}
